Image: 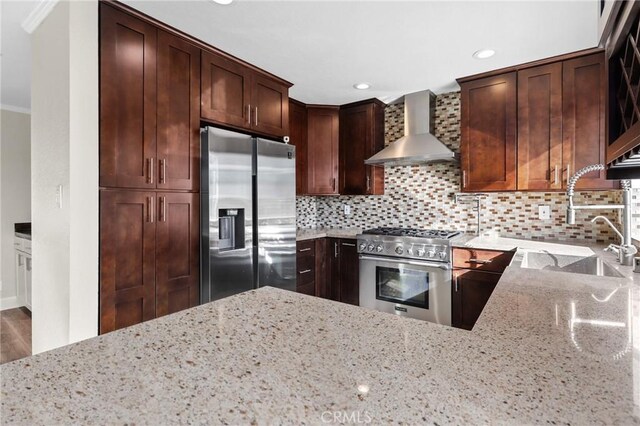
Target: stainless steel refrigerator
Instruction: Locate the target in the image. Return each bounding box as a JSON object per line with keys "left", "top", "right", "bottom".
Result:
{"left": 200, "top": 126, "right": 296, "bottom": 303}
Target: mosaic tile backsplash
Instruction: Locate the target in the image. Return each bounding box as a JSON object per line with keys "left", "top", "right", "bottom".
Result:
{"left": 297, "top": 91, "right": 624, "bottom": 244}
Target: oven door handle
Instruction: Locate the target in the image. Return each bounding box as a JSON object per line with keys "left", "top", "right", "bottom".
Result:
{"left": 359, "top": 255, "right": 451, "bottom": 270}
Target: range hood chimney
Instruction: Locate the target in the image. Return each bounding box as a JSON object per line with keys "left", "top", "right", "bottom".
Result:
{"left": 365, "top": 90, "right": 458, "bottom": 166}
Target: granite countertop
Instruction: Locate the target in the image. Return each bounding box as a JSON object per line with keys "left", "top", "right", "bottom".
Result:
{"left": 296, "top": 228, "right": 362, "bottom": 241}
{"left": 2, "top": 239, "right": 640, "bottom": 423}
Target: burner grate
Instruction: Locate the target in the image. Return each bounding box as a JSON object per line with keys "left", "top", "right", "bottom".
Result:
{"left": 363, "top": 227, "right": 460, "bottom": 239}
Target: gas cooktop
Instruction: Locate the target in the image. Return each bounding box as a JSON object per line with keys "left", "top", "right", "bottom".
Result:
{"left": 362, "top": 227, "right": 461, "bottom": 239}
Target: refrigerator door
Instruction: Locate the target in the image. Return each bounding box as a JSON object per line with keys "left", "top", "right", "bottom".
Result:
{"left": 255, "top": 139, "right": 297, "bottom": 291}
{"left": 201, "top": 127, "right": 254, "bottom": 303}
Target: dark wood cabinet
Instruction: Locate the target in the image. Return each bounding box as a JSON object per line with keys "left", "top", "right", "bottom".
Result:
{"left": 155, "top": 192, "right": 200, "bottom": 317}
{"left": 289, "top": 99, "right": 308, "bottom": 195}
{"left": 563, "top": 53, "right": 614, "bottom": 189}
{"left": 201, "top": 50, "right": 290, "bottom": 138}
{"left": 452, "top": 247, "right": 513, "bottom": 330}
{"left": 517, "top": 63, "right": 563, "bottom": 190}
{"left": 200, "top": 50, "right": 252, "bottom": 129}
{"left": 100, "top": 4, "right": 157, "bottom": 189}
{"left": 460, "top": 73, "right": 517, "bottom": 192}
{"left": 100, "top": 191, "right": 200, "bottom": 331}
{"left": 307, "top": 106, "right": 339, "bottom": 195}
{"left": 339, "top": 99, "right": 385, "bottom": 195}
{"left": 100, "top": 190, "right": 157, "bottom": 334}
{"left": 295, "top": 238, "right": 328, "bottom": 297}
{"left": 157, "top": 31, "right": 201, "bottom": 192}
{"left": 327, "top": 238, "right": 359, "bottom": 305}
{"left": 452, "top": 269, "right": 501, "bottom": 331}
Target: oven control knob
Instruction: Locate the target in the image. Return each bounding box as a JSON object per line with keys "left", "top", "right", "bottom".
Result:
{"left": 438, "top": 251, "right": 447, "bottom": 259}
{"left": 395, "top": 246, "right": 404, "bottom": 255}
{"left": 359, "top": 243, "right": 367, "bottom": 251}
{"left": 368, "top": 244, "right": 375, "bottom": 252}
{"left": 376, "top": 245, "right": 383, "bottom": 253}
{"left": 427, "top": 250, "right": 435, "bottom": 258}
{"left": 417, "top": 249, "right": 425, "bottom": 257}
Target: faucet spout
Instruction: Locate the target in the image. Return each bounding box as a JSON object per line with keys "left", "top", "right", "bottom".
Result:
{"left": 591, "top": 215, "right": 624, "bottom": 242}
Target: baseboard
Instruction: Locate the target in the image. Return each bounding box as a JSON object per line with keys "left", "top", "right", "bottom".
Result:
{"left": 0, "top": 297, "right": 22, "bottom": 311}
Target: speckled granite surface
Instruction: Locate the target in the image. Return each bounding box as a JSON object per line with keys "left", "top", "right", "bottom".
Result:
{"left": 296, "top": 228, "right": 361, "bottom": 241}
{"left": 3, "top": 241, "right": 640, "bottom": 423}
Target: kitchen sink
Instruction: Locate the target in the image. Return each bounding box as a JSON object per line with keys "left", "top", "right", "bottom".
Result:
{"left": 517, "top": 252, "right": 624, "bottom": 278}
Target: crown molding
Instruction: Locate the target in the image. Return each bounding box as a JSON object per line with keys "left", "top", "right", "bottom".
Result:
{"left": 0, "top": 104, "right": 32, "bottom": 114}
{"left": 21, "top": 0, "right": 59, "bottom": 34}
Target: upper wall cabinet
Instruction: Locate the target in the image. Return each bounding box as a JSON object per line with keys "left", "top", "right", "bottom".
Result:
{"left": 289, "top": 99, "right": 308, "bottom": 195}
{"left": 201, "top": 49, "right": 291, "bottom": 139}
{"left": 460, "top": 73, "right": 517, "bottom": 192}
{"left": 339, "top": 99, "right": 385, "bottom": 195}
{"left": 100, "top": 4, "right": 157, "bottom": 189}
{"left": 458, "top": 49, "right": 614, "bottom": 192}
{"left": 100, "top": 4, "right": 200, "bottom": 192}
{"left": 307, "top": 106, "right": 340, "bottom": 195}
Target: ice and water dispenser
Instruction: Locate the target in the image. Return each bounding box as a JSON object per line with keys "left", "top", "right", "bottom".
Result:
{"left": 218, "top": 208, "right": 245, "bottom": 251}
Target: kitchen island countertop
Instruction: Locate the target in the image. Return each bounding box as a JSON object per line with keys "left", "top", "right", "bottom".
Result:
{"left": 2, "top": 240, "right": 640, "bottom": 424}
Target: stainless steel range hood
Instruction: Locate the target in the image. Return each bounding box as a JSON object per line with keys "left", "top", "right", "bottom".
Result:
{"left": 365, "top": 90, "right": 458, "bottom": 166}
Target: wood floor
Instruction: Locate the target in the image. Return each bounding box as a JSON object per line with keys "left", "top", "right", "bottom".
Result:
{"left": 0, "top": 307, "right": 31, "bottom": 364}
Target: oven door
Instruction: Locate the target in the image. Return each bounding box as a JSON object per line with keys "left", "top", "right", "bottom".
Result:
{"left": 359, "top": 254, "right": 452, "bottom": 325}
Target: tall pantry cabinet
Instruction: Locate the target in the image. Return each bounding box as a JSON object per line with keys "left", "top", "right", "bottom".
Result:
{"left": 99, "top": 3, "right": 200, "bottom": 334}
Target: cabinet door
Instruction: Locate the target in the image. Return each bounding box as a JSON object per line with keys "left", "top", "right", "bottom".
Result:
{"left": 517, "top": 63, "right": 563, "bottom": 190}
{"left": 156, "top": 192, "right": 200, "bottom": 317}
{"left": 25, "top": 256, "right": 32, "bottom": 311}
{"left": 100, "top": 190, "right": 156, "bottom": 334}
{"left": 157, "top": 31, "right": 201, "bottom": 192}
{"left": 460, "top": 73, "right": 517, "bottom": 191}
{"left": 338, "top": 240, "right": 359, "bottom": 306}
{"left": 315, "top": 238, "right": 328, "bottom": 298}
{"left": 339, "top": 102, "right": 385, "bottom": 195}
{"left": 201, "top": 50, "right": 252, "bottom": 129}
{"left": 563, "top": 53, "right": 615, "bottom": 189}
{"left": 251, "top": 73, "right": 289, "bottom": 137}
{"left": 328, "top": 238, "right": 341, "bottom": 301}
{"left": 307, "top": 107, "right": 339, "bottom": 195}
{"left": 100, "top": 4, "right": 157, "bottom": 189}
{"left": 289, "top": 100, "right": 308, "bottom": 195}
{"left": 15, "top": 252, "right": 26, "bottom": 308}
{"left": 452, "top": 269, "right": 501, "bottom": 330}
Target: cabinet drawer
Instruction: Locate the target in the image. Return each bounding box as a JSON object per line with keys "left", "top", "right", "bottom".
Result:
{"left": 453, "top": 248, "right": 514, "bottom": 273}
{"left": 297, "top": 256, "right": 315, "bottom": 286}
{"left": 296, "top": 240, "right": 316, "bottom": 258}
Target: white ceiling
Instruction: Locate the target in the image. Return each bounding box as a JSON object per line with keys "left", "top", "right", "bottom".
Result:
{"left": 1, "top": 0, "right": 599, "bottom": 110}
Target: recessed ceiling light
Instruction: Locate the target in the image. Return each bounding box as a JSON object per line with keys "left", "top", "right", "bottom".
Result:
{"left": 212, "top": 0, "right": 233, "bottom": 4}
{"left": 473, "top": 49, "right": 495, "bottom": 59}
{"left": 353, "top": 83, "right": 371, "bottom": 90}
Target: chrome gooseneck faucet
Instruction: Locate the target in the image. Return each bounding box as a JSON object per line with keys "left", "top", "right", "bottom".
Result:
{"left": 566, "top": 164, "right": 637, "bottom": 266}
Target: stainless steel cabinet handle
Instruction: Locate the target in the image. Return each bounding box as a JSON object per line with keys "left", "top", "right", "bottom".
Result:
{"left": 298, "top": 248, "right": 312, "bottom": 252}
{"left": 334, "top": 242, "right": 338, "bottom": 258}
{"left": 160, "top": 159, "right": 166, "bottom": 184}
{"left": 468, "top": 258, "right": 491, "bottom": 264}
{"left": 254, "top": 107, "right": 258, "bottom": 126}
{"left": 455, "top": 276, "right": 459, "bottom": 292}
{"left": 462, "top": 170, "right": 467, "bottom": 188}
{"left": 553, "top": 165, "right": 559, "bottom": 185}
{"left": 366, "top": 174, "right": 371, "bottom": 192}
{"left": 342, "top": 242, "right": 356, "bottom": 247}
{"left": 298, "top": 269, "right": 312, "bottom": 274}
{"left": 26, "top": 258, "right": 32, "bottom": 271}
{"left": 17, "top": 254, "right": 23, "bottom": 267}
{"left": 147, "top": 196, "right": 154, "bottom": 223}
{"left": 332, "top": 177, "right": 336, "bottom": 191}
{"left": 246, "top": 104, "right": 251, "bottom": 125}
{"left": 147, "top": 158, "right": 154, "bottom": 184}
{"left": 159, "top": 196, "right": 166, "bottom": 222}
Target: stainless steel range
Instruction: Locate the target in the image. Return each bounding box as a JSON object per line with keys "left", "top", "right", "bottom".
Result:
{"left": 358, "top": 227, "right": 460, "bottom": 325}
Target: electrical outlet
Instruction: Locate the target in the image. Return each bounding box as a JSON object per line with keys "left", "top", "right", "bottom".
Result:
{"left": 343, "top": 204, "right": 351, "bottom": 215}
{"left": 538, "top": 205, "right": 550, "bottom": 220}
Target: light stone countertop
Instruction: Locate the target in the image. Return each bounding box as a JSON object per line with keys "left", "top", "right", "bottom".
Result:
{"left": 296, "top": 228, "right": 362, "bottom": 241}
{"left": 3, "top": 238, "right": 640, "bottom": 423}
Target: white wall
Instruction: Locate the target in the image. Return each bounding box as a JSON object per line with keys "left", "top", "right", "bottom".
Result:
{"left": 0, "top": 109, "right": 31, "bottom": 308}
{"left": 31, "top": 0, "right": 98, "bottom": 354}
